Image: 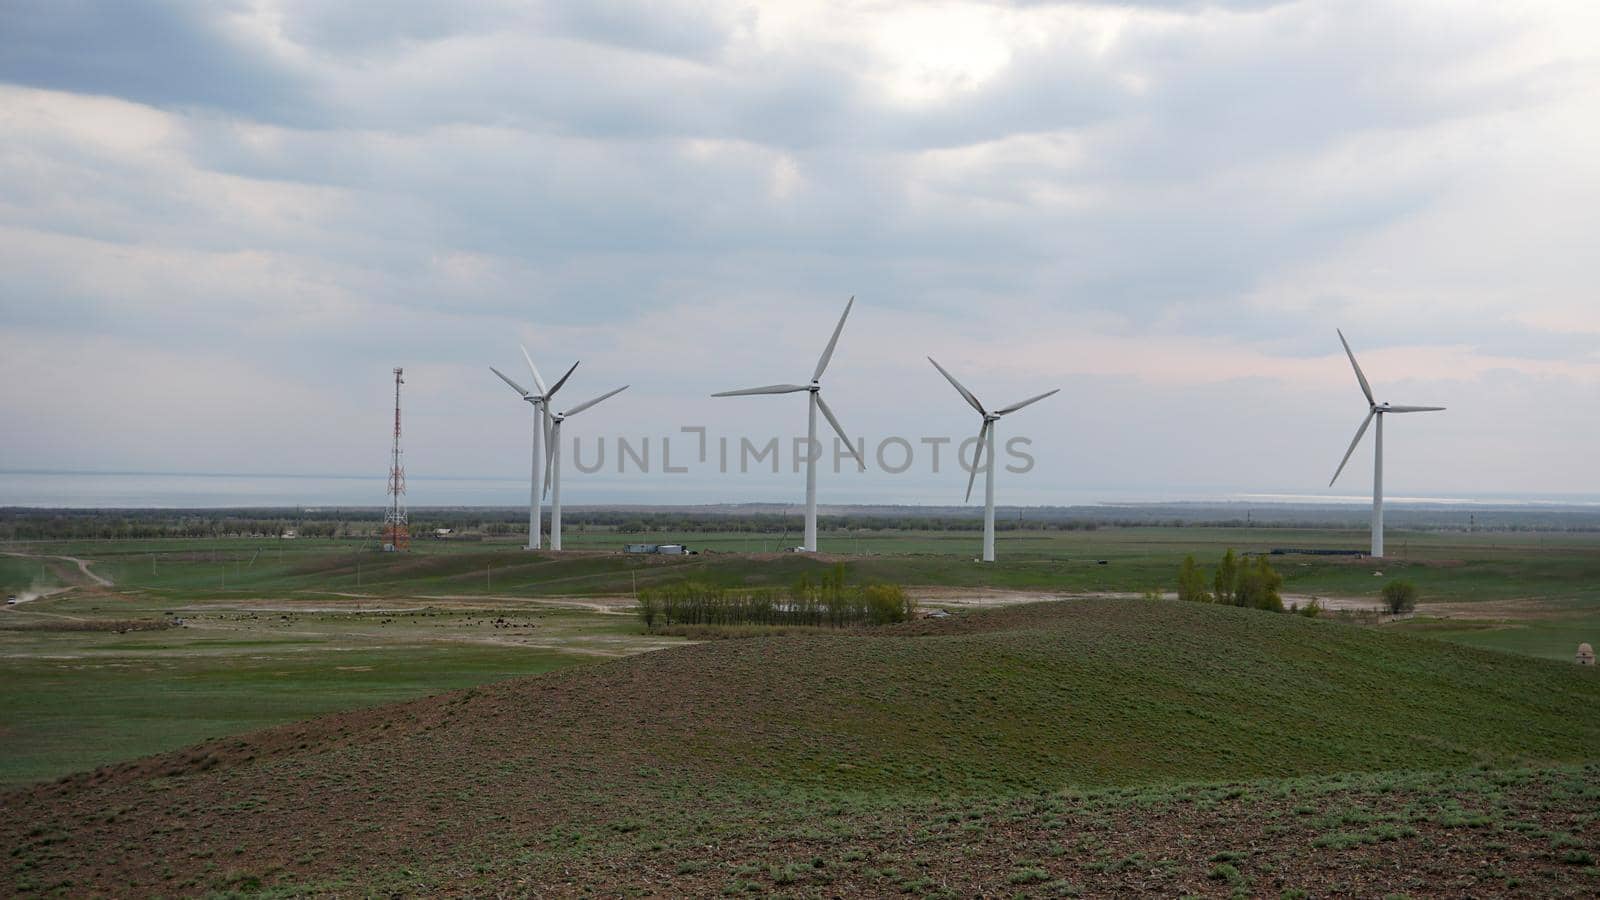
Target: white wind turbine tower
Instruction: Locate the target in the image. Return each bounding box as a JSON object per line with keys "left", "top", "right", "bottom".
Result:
{"left": 928, "top": 358, "right": 1059, "bottom": 563}
{"left": 713, "top": 297, "right": 865, "bottom": 553}
{"left": 1327, "top": 329, "right": 1445, "bottom": 558}
{"left": 490, "top": 347, "right": 577, "bottom": 550}
{"left": 542, "top": 384, "right": 629, "bottom": 551}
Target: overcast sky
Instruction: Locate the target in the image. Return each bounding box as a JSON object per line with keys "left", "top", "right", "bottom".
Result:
{"left": 2, "top": 0, "right": 1597, "bottom": 507}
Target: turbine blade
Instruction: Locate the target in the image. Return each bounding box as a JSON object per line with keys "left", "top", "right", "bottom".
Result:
{"left": 711, "top": 383, "right": 810, "bottom": 397}
{"left": 964, "top": 420, "right": 990, "bottom": 504}
{"left": 564, "top": 385, "right": 628, "bottom": 418}
{"left": 546, "top": 361, "right": 579, "bottom": 400}
{"left": 490, "top": 366, "right": 530, "bottom": 397}
{"left": 812, "top": 296, "right": 854, "bottom": 382}
{"left": 995, "top": 388, "right": 1061, "bottom": 416}
{"left": 519, "top": 344, "right": 549, "bottom": 397}
{"left": 1383, "top": 405, "right": 1445, "bottom": 413}
{"left": 814, "top": 392, "right": 863, "bottom": 469}
{"left": 927, "top": 357, "right": 986, "bottom": 415}
{"left": 543, "top": 420, "right": 559, "bottom": 499}
{"left": 1337, "top": 329, "right": 1375, "bottom": 406}
{"left": 1328, "top": 409, "right": 1376, "bottom": 486}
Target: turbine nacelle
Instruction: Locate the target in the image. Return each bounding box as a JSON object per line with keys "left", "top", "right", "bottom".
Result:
{"left": 1329, "top": 330, "right": 1446, "bottom": 488}
{"left": 542, "top": 385, "right": 629, "bottom": 499}
{"left": 927, "top": 356, "right": 1059, "bottom": 559}
{"left": 711, "top": 296, "right": 863, "bottom": 552}
{"left": 1327, "top": 329, "right": 1446, "bottom": 559}
{"left": 490, "top": 345, "right": 581, "bottom": 552}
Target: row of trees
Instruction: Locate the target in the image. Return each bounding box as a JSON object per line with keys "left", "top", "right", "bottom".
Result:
{"left": 1176, "top": 549, "right": 1286, "bottom": 611}
{"left": 637, "top": 568, "right": 914, "bottom": 629}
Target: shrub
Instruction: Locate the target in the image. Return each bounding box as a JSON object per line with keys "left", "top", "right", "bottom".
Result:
{"left": 1233, "top": 555, "right": 1284, "bottom": 612}
{"left": 1206, "top": 863, "right": 1241, "bottom": 883}
{"left": 1007, "top": 866, "right": 1051, "bottom": 885}
{"left": 1559, "top": 849, "right": 1595, "bottom": 866}
{"left": 1213, "top": 549, "right": 1240, "bottom": 604}
{"left": 1177, "top": 555, "right": 1211, "bottom": 603}
{"left": 1382, "top": 580, "right": 1419, "bottom": 615}
{"left": 1298, "top": 598, "right": 1323, "bottom": 618}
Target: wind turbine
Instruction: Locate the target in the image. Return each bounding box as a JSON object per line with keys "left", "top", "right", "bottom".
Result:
{"left": 713, "top": 297, "right": 864, "bottom": 552}
{"left": 1327, "top": 329, "right": 1445, "bottom": 558}
{"left": 928, "top": 358, "right": 1058, "bottom": 563}
{"left": 490, "top": 347, "right": 577, "bottom": 550}
{"left": 542, "top": 384, "right": 629, "bottom": 550}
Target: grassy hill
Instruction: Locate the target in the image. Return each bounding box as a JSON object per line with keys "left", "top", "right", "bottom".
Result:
{"left": 4, "top": 598, "right": 1597, "bottom": 895}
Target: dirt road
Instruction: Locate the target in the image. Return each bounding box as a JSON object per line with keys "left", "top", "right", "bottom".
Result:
{"left": 1, "top": 551, "right": 113, "bottom": 605}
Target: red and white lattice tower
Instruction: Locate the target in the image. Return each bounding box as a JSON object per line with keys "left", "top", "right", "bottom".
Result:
{"left": 383, "top": 367, "right": 410, "bottom": 552}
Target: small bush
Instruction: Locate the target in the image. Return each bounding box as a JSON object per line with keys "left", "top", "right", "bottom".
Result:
{"left": 1559, "top": 849, "right": 1595, "bottom": 866}
{"left": 1206, "top": 863, "right": 1241, "bottom": 883}
{"left": 1209, "top": 850, "right": 1247, "bottom": 862}
{"left": 1177, "top": 555, "right": 1211, "bottom": 603}
{"left": 1007, "top": 866, "right": 1051, "bottom": 885}
{"left": 1382, "top": 580, "right": 1419, "bottom": 615}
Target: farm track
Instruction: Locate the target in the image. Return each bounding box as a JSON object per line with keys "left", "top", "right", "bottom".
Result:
{"left": 1, "top": 550, "right": 113, "bottom": 608}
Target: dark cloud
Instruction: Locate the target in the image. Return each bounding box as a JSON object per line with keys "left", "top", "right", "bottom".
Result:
{"left": 540, "top": 0, "right": 750, "bottom": 61}
{"left": 0, "top": 0, "right": 316, "bottom": 121}
{"left": 274, "top": 0, "right": 503, "bottom": 54}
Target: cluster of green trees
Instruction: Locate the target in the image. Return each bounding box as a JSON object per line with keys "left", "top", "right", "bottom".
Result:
{"left": 1175, "top": 549, "right": 1285, "bottom": 612}
{"left": 637, "top": 568, "right": 914, "bottom": 629}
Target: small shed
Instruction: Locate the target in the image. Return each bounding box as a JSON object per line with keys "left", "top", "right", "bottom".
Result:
{"left": 1579, "top": 642, "right": 1595, "bottom": 666}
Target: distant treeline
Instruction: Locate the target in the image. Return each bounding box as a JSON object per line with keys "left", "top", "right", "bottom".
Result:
{"left": 3, "top": 503, "right": 1596, "bottom": 541}
{"left": 638, "top": 568, "right": 914, "bottom": 629}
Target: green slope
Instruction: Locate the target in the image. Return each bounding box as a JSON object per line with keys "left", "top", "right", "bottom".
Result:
{"left": 3, "top": 598, "right": 1597, "bottom": 895}
{"left": 537, "top": 598, "right": 1600, "bottom": 794}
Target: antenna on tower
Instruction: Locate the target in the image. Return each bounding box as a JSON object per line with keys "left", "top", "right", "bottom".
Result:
{"left": 383, "top": 367, "right": 410, "bottom": 552}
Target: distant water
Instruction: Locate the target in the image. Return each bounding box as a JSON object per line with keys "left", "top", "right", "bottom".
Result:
{"left": 0, "top": 471, "right": 524, "bottom": 508}
{"left": 1, "top": 470, "right": 1595, "bottom": 510}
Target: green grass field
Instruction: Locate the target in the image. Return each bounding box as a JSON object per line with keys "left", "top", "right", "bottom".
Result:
{"left": 14, "top": 526, "right": 1600, "bottom": 606}
{"left": 3, "top": 525, "right": 1598, "bottom": 791}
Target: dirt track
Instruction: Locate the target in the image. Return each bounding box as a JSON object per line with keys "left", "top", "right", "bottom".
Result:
{"left": 1, "top": 550, "right": 112, "bottom": 605}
